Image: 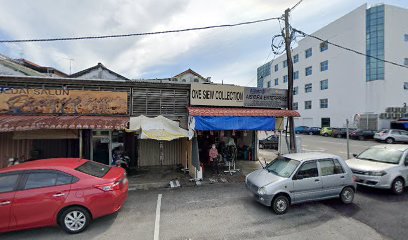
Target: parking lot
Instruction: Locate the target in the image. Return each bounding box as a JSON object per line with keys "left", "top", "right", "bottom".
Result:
{"left": 1, "top": 135, "right": 407, "bottom": 240}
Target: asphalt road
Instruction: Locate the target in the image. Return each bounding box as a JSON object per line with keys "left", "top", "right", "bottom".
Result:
{"left": 0, "top": 184, "right": 393, "bottom": 240}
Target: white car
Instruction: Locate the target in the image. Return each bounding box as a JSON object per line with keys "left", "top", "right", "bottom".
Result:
{"left": 374, "top": 129, "right": 408, "bottom": 144}
{"left": 346, "top": 144, "right": 408, "bottom": 194}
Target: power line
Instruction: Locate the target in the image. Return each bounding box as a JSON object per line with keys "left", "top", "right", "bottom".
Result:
{"left": 293, "top": 28, "right": 408, "bottom": 69}
{"left": 0, "top": 16, "right": 282, "bottom": 43}
{"left": 290, "top": 0, "right": 304, "bottom": 11}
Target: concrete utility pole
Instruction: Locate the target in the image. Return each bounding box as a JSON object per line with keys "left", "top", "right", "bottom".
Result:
{"left": 283, "top": 8, "right": 296, "bottom": 153}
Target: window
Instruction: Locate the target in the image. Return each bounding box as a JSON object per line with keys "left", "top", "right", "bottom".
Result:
{"left": 0, "top": 174, "right": 19, "bottom": 193}
{"left": 319, "top": 159, "right": 344, "bottom": 176}
{"left": 320, "top": 98, "right": 328, "bottom": 108}
{"left": 194, "top": 78, "right": 199, "bottom": 82}
{"left": 275, "top": 64, "right": 279, "bottom": 72}
{"left": 321, "top": 118, "right": 330, "bottom": 127}
{"left": 404, "top": 58, "right": 408, "bottom": 66}
{"left": 366, "top": 5, "right": 385, "bottom": 81}
{"left": 320, "top": 41, "right": 328, "bottom": 52}
{"left": 404, "top": 82, "right": 408, "bottom": 90}
{"left": 283, "top": 75, "right": 288, "bottom": 83}
{"left": 257, "top": 62, "right": 271, "bottom": 80}
{"left": 56, "top": 173, "right": 74, "bottom": 185}
{"left": 293, "top": 102, "right": 298, "bottom": 110}
{"left": 305, "top": 66, "right": 312, "bottom": 76}
{"left": 24, "top": 172, "right": 58, "bottom": 190}
{"left": 267, "top": 81, "right": 271, "bottom": 88}
{"left": 283, "top": 60, "right": 287, "bottom": 68}
{"left": 293, "top": 86, "right": 298, "bottom": 95}
{"left": 305, "top": 48, "right": 312, "bottom": 58}
{"left": 305, "top": 100, "right": 312, "bottom": 109}
{"left": 293, "top": 54, "right": 299, "bottom": 63}
{"left": 294, "top": 71, "right": 299, "bottom": 80}
{"left": 305, "top": 83, "right": 312, "bottom": 93}
{"left": 405, "top": 34, "right": 408, "bottom": 42}
{"left": 76, "top": 161, "right": 111, "bottom": 178}
{"left": 320, "top": 60, "right": 328, "bottom": 71}
{"left": 320, "top": 79, "right": 328, "bottom": 90}
{"left": 274, "top": 78, "right": 279, "bottom": 86}
{"left": 295, "top": 161, "right": 318, "bottom": 179}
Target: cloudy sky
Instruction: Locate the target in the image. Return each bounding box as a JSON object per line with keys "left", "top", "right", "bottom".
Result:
{"left": 0, "top": 0, "right": 407, "bottom": 85}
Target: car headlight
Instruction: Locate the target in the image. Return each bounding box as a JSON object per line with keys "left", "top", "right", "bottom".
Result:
{"left": 365, "top": 171, "right": 387, "bottom": 176}
{"left": 257, "top": 187, "right": 267, "bottom": 195}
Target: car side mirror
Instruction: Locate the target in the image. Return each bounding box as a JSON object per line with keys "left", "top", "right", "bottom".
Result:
{"left": 352, "top": 154, "right": 358, "bottom": 158}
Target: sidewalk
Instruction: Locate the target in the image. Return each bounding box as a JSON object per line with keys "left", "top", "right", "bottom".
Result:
{"left": 127, "top": 149, "right": 279, "bottom": 190}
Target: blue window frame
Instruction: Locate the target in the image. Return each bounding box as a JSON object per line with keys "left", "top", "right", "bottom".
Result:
{"left": 283, "top": 75, "right": 288, "bottom": 83}
{"left": 320, "top": 79, "right": 328, "bottom": 90}
{"left": 274, "top": 78, "right": 279, "bottom": 86}
{"left": 305, "top": 48, "right": 312, "bottom": 58}
{"left": 320, "top": 41, "right": 328, "bottom": 52}
{"left": 267, "top": 81, "right": 271, "bottom": 88}
{"left": 305, "top": 83, "right": 312, "bottom": 93}
{"left": 320, "top": 60, "right": 328, "bottom": 71}
{"left": 305, "top": 101, "right": 312, "bottom": 110}
{"left": 293, "top": 54, "right": 299, "bottom": 63}
{"left": 294, "top": 71, "right": 299, "bottom": 80}
{"left": 305, "top": 66, "right": 312, "bottom": 76}
{"left": 293, "top": 86, "right": 298, "bottom": 95}
{"left": 320, "top": 99, "right": 328, "bottom": 109}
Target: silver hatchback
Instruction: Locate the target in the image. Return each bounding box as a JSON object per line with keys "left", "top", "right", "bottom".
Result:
{"left": 246, "top": 152, "right": 356, "bottom": 214}
{"left": 374, "top": 129, "right": 408, "bottom": 144}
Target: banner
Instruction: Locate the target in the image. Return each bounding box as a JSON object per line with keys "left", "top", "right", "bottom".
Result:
{"left": 0, "top": 88, "right": 128, "bottom": 115}
{"left": 244, "top": 87, "right": 287, "bottom": 108}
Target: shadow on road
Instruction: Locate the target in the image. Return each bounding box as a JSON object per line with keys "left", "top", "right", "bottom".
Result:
{"left": 0, "top": 212, "right": 119, "bottom": 239}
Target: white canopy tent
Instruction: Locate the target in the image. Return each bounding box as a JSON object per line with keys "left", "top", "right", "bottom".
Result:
{"left": 128, "top": 115, "right": 188, "bottom": 141}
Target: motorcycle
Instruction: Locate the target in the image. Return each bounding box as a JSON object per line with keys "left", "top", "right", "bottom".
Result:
{"left": 113, "top": 152, "right": 130, "bottom": 173}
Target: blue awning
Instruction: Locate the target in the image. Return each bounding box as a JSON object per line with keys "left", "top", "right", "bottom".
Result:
{"left": 194, "top": 116, "right": 275, "bottom": 131}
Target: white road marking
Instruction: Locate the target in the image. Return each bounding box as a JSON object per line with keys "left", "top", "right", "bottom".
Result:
{"left": 154, "top": 194, "right": 162, "bottom": 240}
{"left": 128, "top": 187, "right": 137, "bottom": 191}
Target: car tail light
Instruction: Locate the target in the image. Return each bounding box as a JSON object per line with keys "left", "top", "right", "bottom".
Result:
{"left": 95, "top": 181, "right": 120, "bottom": 192}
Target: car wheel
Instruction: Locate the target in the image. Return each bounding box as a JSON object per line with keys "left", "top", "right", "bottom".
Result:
{"left": 358, "top": 136, "right": 364, "bottom": 141}
{"left": 295, "top": 131, "right": 300, "bottom": 134}
{"left": 323, "top": 133, "right": 328, "bottom": 137}
{"left": 272, "top": 195, "right": 289, "bottom": 215}
{"left": 340, "top": 187, "right": 355, "bottom": 204}
{"left": 59, "top": 206, "right": 91, "bottom": 234}
{"left": 391, "top": 178, "right": 405, "bottom": 195}
{"left": 336, "top": 134, "right": 342, "bottom": 138}
{"left": 385, "top": 138, "right": 395, "bottom": 144}
{"left": 259, "top": 144, "right": 264, "bottom": 149}
{"left": 309, "top": 132, "right": 313, "bottom": 135}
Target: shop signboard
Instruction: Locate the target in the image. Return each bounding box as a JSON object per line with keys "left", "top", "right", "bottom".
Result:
{"left": 0, "top": 88, "right": 128, "bottom": 115}
{"left": 244, "top": 87, "right": 287, "bottom": 108}
{"left": 190, "top": 83, "right": 244, "bottom": 107}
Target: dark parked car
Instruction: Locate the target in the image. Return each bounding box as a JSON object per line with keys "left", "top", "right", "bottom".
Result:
{"left": 349, "top": 129, "right": 376, "bottom": 140}
{"left": 295, "top": 126, "right": 309, "bottom": 134}
{"left": 304, "top": 127, "right": 321, "bottom": 135}
{"left": 259, "top": 135, "right": 279, "bottom": 149}
{"left": 332, "top": 128, "right": 357, "bottom": 138}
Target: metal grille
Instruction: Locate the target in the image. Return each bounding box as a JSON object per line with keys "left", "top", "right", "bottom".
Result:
{"left": 131, "top": 88, "right": 188, "bottom": 117}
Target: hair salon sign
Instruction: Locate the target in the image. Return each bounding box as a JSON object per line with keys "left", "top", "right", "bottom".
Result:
{"left": 0, "top": 87, "right": 128, "bottom": 115}
{"left": 190, "top": 84, "right": 287, "bottom": 108}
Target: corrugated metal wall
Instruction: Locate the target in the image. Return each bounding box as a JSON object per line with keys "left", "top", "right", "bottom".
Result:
{"left": 138, "top": 138, "right": 186, "bottom": 167}
{"left": 138, "top": 139, "right": 160, "bottom": 166}
{"left": 0, "top": 133, "right": 33, "bottom": 168}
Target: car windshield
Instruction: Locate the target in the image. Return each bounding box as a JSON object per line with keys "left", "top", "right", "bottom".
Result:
{"left": 266, "top": 157, "right": 300, "bottom": 178}
{"left": 357, "top": 148, "right": 403, "bottom": 164}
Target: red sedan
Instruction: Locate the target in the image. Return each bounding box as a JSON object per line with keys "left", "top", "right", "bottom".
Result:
{"left": 0, "top": 158, "right": 128, "bottom": 234}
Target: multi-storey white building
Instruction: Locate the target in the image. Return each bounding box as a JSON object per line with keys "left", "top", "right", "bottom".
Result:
{"left": 257, "top": 4, "right": 408, "bottom": 129}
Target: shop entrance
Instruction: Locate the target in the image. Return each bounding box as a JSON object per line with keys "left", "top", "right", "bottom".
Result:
{"left": 91, "top": 130, "right": 111, "bottom": 165}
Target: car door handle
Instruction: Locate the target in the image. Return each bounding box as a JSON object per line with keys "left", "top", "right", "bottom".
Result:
{"left": 0, "top": 201, "right": 11, "bottom": 206}
{"left": 53, "top": 193, "right": 65, "bottom": 197}
{"left": 340, "top": 176, "right": 345, "bottom": 178}
{"left": 315, "top": 179, "right": 320, "bottom": 182}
